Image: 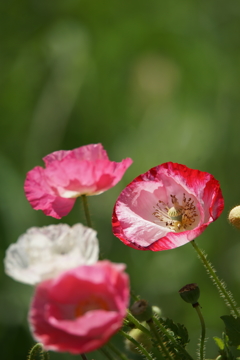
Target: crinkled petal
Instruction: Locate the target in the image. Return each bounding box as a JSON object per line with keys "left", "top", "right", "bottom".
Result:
{"left": 24, "top": 144, "right": 132, "bottom": 218}
{"left": 24, "top": 167, "right": 75, "bottom": 218}
{"left": 112, "top": 162, "right": 224, "bottom": 251}
{"left": 4, "top": 224, "right": 99, "bottom": 285}
{"left": 29, "top": 261, "right": 129, "bottom": 354}
{"left": 43, "top": 143, "right": 109, "bottom": 165}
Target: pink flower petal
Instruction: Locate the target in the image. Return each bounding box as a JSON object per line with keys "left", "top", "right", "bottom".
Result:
{"left": 112, "top": 162, "right": 224, "bottom": 251}
{"left": 24, "top": 167, "right": 75, "bottom": 218}
{"left": 29, "top": 261, "right": 129, "bottom": 354}
{"left": 24, "top": 144, "right": 132, "bottom": 218}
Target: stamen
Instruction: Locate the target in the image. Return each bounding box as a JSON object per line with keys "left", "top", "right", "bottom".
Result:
{"left": 153, "top": 193, "right": 198, "bottom": 232}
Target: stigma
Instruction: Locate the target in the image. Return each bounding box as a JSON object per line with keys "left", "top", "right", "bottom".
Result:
{"left": 153, "top": 194, "right": 198, "bottom": 232}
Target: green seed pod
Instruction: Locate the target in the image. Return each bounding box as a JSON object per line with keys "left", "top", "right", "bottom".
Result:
{"left": 228, "top": 205, "right": 240, "bottom": 229}
{"left": 130, "top": 299, "right": 153, "bottom": 322}
{"left": 179, "top": 283, "right": 200, "bottom": 305}
{"left": 168, "top": 206, "right": 183, "bottom": 221}
{"left": 125, "top": 326, "right": 152, "bottom": 354}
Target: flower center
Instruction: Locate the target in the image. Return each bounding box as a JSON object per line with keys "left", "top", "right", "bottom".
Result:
{"left": 153, "top": 194, "right": 198, "bottom": 232}
{"left": 75, "top": 295, "right": 110, "bottom": 318}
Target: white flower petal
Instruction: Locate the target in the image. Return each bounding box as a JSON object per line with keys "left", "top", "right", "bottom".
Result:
{"left": 4, "top": 223, "right": 99, "bottom": 285}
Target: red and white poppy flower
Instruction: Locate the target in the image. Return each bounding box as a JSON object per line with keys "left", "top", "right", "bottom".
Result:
{"left": 24, "top": 144, "right": 132, "bottom": 219}
{"left": 112, "top": 162, "right": 224, "bottom": 251}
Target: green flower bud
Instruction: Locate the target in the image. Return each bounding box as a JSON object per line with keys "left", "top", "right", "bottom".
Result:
{"left": 152, "top": 305, "right": 162, "bottom": 317}
{"left": 130, "top": 299, "right": 153, "bottom": 322}
{"left": 228, "top": 206, "right": 240, "bottom": 229}
{"left": 179, "top": 283, "right": 200, "bottom": 305}
{"left": 125, "top": 326, "right": 152, "bottom": 354}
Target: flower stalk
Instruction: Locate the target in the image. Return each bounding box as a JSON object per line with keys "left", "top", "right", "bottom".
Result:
{"left": 191, "top": 240, "right": 240, "bottom": 317}
{"left": 80, "top": 354, "right": 89, "bottom": 360}
{"left": 147, "top": 319, "right": 173, "bottom": 360}
{"left": 152, "top": 316, "right": 194, "bottom": 360}
{"left": 81, "top": 195, "right": 93, "bottom": 228}
{"left": 193, "top": 303, "right": 206, "bottom": 360}
{"left": 127, "top": 309, "right": 193, "bottom": 360}
{"left": 28, "top": 343, "right": 49, "bottom": 360}
{"left": 100, "top": 347, "right": 115, "bottom": 360}
{"left": 106, "top": 342, "right": 130, "bottom": 360}
{"left": 127, "top": 310, "right": 153, "bottom": 338}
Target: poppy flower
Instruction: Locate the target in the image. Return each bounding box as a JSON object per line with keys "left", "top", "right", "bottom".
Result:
{"left": 112, "top": 162, "right": 224, "bottom": 251}
{"left": 4, "top": 223, "right": 99, "bottom": 285}
{"left": 29, "top": 261, "right": 129, "bottom": 354}
{"left": 24, "top": 144, "right": 132, "bottom": 219}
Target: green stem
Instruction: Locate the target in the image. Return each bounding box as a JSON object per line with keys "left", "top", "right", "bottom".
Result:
{"left": 127, "top": 310, "right": 192, "bottom": 359}
{"left": 191, "top": 240, "right": 240, "bottom": 317}
{"left": 148, "top": 319, "right": 173, "bottom": 360}
{"left": 127, "top": 310, "right": 153, "bottom": 338}
{"left": 119, "top": 330, "right": 154, "bottom": 360}
{"left": 152, "top": 316, "right": 194, "bottom": 360}
{"left": 194, "top": 304, "right": 206, "bottom": 360}
{"left": 80, "top": 354, "right": 88, "bottom": 360}
{"left": 43, "top": 352, "right": 49, "bottom": 360}
{"left": 106, "top": 342, "right": 129, "bottom": 360}
{"left": 100, "top": 347, "right": 115, "bottom": 360}
{"left": 81, "top": 195, "right": 93, "bottom": 228}
{"left": 28, "top": 343, "right": 49, "bottom": 360}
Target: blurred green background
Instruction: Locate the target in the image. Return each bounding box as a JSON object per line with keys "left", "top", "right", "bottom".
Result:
{"left": 1, "top": 0, "right": 240, "bottom": 359}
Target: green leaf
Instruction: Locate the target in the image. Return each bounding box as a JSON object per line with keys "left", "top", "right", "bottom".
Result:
{"left": 213, "top": 337, "right": 225, "bottom": 350}
{"left": 221, "top": 316, "right": 240, "bottom": 346}
{"left": 159, "top": 317, "right": 190, "bottom": 347}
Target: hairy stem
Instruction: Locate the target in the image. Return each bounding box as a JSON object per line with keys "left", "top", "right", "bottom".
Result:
{"left": 152, "top": 316, "right": 194, "bottom": 360}
{"left": 28, "top": 343, "right": 49, "bottom": 360}
{"left": 194, "top": 304, "right": 206, "bottom": 360}
{"left": 191, "top": 240, "right": 240, "bottom": 317}
{"left": 127, "top": 310, "right": 153, "bottom": 338}
{"left": 148, "top": 319, "right": 173, "bottom": 360}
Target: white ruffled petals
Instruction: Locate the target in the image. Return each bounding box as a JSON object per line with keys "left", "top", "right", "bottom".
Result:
{"left": 4, "top": 223, "right": 99, "bottom": 285}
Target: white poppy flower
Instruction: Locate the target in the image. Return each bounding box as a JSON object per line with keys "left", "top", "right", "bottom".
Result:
{"left": 4, "top": 223, "right": 99, "bottom": 285}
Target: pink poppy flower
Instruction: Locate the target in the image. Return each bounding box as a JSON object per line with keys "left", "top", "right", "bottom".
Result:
{"left": 24, "top": 144, "right": 132, "bottom": 219}
{"left": 29, "top": 261, "right": 129, "bottom": 354}
{"left": 112, "top": 162, "right": 224, "bottom": 251}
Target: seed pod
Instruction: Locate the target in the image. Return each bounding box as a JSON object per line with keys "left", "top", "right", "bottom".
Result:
{"left": 228, "top": 205, "right": 240, "bottom": 230}
{"left": 130, "top": 299, "right": 153, "bottom": 322}
{"left": 179, "top": 283, "right": 200, "bottom": 305}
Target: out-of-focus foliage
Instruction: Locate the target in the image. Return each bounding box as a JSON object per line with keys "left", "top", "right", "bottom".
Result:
{"left": 1, "top": 0, "right": 240, "bottom": 359}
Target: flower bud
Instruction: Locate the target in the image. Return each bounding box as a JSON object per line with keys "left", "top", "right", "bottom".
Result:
{"left": 130, "top": 299, "right": 153, "bottom": 322}
{"left": 125, "top": 326, "right": 152, "bottom": 354}
{"left": 152, "top": 305, "right": 162, "bottom": 317}
{"left": 228, "top": 206, "right": 240, "bottom": 229}
{"left": 179, "top": 283, "right": 200, "bottom": 305}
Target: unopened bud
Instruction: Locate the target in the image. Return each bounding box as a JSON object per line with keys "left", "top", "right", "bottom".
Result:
{"left": 179, "top": 283, "right": 200, "bottom": 305}
{"left": 125, "top": 326, "right": 152, "bottom": 354}
{"left": 228, "top": 206, "right": 240, "bottom": 229}
{"left": 152, "top": 305, "right": 162, "bottom": 317}
{"left": 130, "top": 299, "right": 153, "bottom": 322}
